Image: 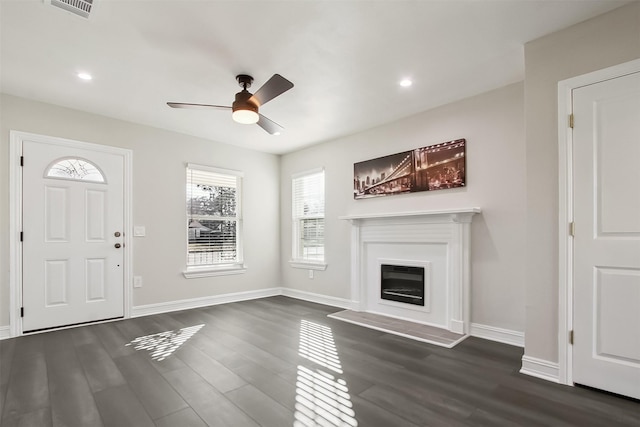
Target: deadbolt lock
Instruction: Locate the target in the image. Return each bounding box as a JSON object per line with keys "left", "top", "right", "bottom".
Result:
{"left": 114, "top": 231, "right": 121, "bottom": 237}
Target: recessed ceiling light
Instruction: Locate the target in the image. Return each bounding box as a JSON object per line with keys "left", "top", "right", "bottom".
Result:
{"left": 399, "top": 78, "right": 413, "bottom": 87}
{"left": 77, "top": 72, "right": 93, "bottom": 81}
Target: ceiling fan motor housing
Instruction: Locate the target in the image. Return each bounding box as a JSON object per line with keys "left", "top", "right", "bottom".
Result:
{"left": 232, "top": 90, "right": 258, "bottom": 114}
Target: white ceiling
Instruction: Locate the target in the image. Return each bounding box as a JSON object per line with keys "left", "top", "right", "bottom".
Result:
{"left": 0, "top": 0, "right": 629, "bottom": 154}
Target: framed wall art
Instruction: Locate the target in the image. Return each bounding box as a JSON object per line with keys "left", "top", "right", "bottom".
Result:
{"left": 353, "top": 138, "right": 466, "bottom": 199}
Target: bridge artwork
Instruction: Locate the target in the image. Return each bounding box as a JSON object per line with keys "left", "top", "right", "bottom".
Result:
{"left": 353, "top": 139, "right": 466, "bottom": 199}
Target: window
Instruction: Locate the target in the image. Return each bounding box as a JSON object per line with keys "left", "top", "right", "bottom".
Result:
{"left": 45, "top": 157, "right": 105, "bottom": 183}
{"left": 291, "top": 168, "right": 326, "bottom": 269}
{"left": 184, "top": 164, "right": 245, "bottom": 278}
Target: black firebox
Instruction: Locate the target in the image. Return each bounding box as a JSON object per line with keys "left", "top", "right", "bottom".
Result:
{"left": 380, "top": 264, "right": 425, "bottom": 306}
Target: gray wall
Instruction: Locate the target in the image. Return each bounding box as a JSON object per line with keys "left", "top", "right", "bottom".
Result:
{"left": 523, "top": 3, "right": 640, "bottom": 362}
{"left": 280, "top": 82, "right": 527, "bottom": 332}
{"left": 0, "top": 94, "right": 281, "bottom": 327}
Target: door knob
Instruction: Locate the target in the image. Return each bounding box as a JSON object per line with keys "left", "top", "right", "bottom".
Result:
{"left": 114, "top": 243, "right": 121, "bottom": 249}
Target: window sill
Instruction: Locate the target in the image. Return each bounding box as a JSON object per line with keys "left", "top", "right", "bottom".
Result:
{"left": 289, "top": 260, "right": 327, "bottom": 271}
{"left": 183, "top": 264, "right": 247, "bottom": 279}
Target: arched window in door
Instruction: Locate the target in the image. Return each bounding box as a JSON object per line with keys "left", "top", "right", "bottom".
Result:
{"left": 45, "top": 157, "right": 106, "bottom": 183}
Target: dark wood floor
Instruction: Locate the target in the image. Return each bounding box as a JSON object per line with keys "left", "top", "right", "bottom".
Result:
{"left": 1, "top": 296, "right": 638, "bottom": 427}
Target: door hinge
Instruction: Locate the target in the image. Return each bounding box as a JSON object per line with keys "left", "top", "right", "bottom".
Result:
{"left": 20, "top": 307, "right": 24, "bottom": 318}
{"left": 20, "top": 156, "right": 24, "bottom": 166}
{"left": 569, "top": 222, "right": 575, "bottom": 237}
{"left": 569, "top": 114, "right": 574, "bottom": 129}
{"left": 569, "top": 330, "right": 574, "bottom": 345}
{"left": 20, "top": 231, "right": 23, "bottom": 242}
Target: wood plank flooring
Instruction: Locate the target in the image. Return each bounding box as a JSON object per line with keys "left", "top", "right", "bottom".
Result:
{"left": 0, "top": 296, "right": 638, "bottom": 426}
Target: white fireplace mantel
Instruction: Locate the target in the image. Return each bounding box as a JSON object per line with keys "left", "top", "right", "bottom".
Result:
{"left": 339, "top": 208, "right": 480, "bottom": 223}
{"left": 340, "top": 207, "right": 481, "bottom": 335}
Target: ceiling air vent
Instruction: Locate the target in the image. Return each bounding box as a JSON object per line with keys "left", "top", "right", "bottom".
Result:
{"left": 45, "top": 0, "right": 93, "bottom": 19}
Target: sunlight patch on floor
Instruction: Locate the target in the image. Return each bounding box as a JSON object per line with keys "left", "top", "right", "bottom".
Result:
{"left": 296, "top": 320, "right": 357, "bottom": 426}
{"left": 125, "top": 324, "right": 204, "bottom": 361}
{"left": 299, "top": 319, "right": 343, "bottom": 374}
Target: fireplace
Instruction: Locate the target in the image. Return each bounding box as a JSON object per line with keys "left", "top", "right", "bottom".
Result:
{"left": 381, "top": 264, "right": 425, "bottom": 306}
{"left": 341, "top": 208, "right": 480, "bottom": 334}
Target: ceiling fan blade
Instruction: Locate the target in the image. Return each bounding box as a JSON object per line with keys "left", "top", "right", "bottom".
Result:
{"left": 167, "top": 102, "right": 231, "bottom": 111}
{"left": 257, "top": 114, "right": 284, "bottom": 135}
{"left": 250, "top": 74, "right": 294, "bottom": 106}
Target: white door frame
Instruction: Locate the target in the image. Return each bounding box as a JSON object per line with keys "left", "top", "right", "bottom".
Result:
{"left": 557, "top": 58, "right": 640, "bottom": 386}
{"left": 9, "top": 131, "right": 133, "bottom": 337}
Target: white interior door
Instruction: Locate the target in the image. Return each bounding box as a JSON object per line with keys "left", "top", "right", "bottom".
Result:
{"left": 572, "top": 71, "right": 640, "bottom": 399}
{"left": 22, "top": 139, "right": 125, "bottom": 332}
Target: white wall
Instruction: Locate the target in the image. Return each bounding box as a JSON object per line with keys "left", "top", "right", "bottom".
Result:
{"left": 523, "top": 2, "right": 640, "bottom": 363}
{"left": 0, "top": 94, "right": 281, "bottom": 327}
{"left": 280, "top": 82, "right": 526, "bottom": 332}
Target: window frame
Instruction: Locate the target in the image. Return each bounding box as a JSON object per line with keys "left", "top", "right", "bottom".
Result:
{"left": 183, "top": 163, "right": 246, "bottom": 279}
{"left": 290, "top": 167, "right": 327, "bottom": 271}
{"left": 44, "top": 157, "right": 107, "bottom": 183}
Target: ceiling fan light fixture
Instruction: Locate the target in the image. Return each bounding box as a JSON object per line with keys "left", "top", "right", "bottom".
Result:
{"left": 232, "top": 108, "right": 259, "bottom": 124}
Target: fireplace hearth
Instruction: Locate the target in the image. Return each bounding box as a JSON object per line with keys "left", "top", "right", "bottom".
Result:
{"left": 381, "top": 264, "right": 425, "bottom": 306}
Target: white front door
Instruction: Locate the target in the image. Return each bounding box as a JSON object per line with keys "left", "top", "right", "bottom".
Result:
{"left": 572, "top": 70, "right": 640, "bottom": 399}
{"left": 22, "top": 138, "right": 126, "bottom": 332}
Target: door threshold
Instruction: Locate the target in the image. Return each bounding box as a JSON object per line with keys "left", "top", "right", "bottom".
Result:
{"left": 575, "top": 384, "right": 640, "bottom": 403}
{"left": 23, "top": 316, "right": 124, "bottom": 335}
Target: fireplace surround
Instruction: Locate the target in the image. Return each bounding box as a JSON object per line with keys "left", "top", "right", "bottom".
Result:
{"left": 341, "top": 208, "right": 480, "bottom": 335}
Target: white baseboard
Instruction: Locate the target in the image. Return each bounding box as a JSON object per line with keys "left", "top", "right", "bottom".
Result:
{"left": 0, "top": 326, "right": 10, "bottom": 340}
{"left": 470, "top": 323, "right": 524, "bottom": 347}
{"left": 280, "top": 288, "right": 355, "bottom": 310}
{"left": 520, "top": 355, "right": 560, "bottom": 383}
{"left": 132, "top": 287, "right": 353, "bottom": 318}
{"left": 132, "top": 287, "right": 282, "bottom": 318}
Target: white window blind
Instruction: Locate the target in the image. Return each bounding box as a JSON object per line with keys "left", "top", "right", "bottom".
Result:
{"left": 186, "top": 165, "right": 242, "bottom": 267}
{"left": 292, "top": 169, "right": 325, "bottom": 262}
